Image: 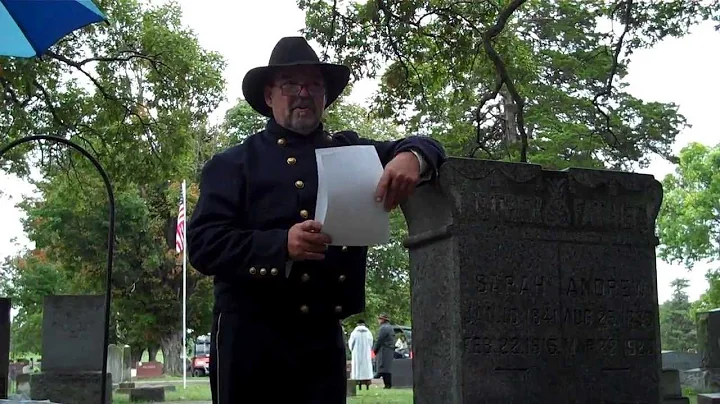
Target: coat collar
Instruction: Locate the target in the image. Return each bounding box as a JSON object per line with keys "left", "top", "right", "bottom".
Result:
{"left": 264, "top": 118, "right": 334, "bottom": 147}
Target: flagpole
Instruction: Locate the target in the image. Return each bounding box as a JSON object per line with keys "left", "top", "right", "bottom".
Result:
{"left": 182, "top": 179, "right": 187, "bottom": 390}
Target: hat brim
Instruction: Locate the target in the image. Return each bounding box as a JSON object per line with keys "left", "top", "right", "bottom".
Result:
{"left": 241, "top": 62, "right": 351, "bottom": 118}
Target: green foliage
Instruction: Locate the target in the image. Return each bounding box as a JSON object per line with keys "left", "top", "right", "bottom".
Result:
{"left": 1, "top": 0, "right": 226, "bottom": 374}
{"left": 298, "top": 0, "right": 719, "bottom": 169}
{"left": 222, "top": 99, "right": 267, "bottom": 144}
{"left": 0, "top": 253, "right": 71, "bottom": 354}
{"left": 657, "top": 142, "right": 720, "bottom": 268}
{"left": 659, "top": 278, "right": 697, "bottom": 352}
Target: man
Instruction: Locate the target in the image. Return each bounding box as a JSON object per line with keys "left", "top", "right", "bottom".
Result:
{"left": 373, "top": 314, "right": 396, "bottom": 389}
{"left": 188, "top": 36, "right": 446, "bottom": 404}
{"left": 348, "top": 319, "right": 374, "bottom": 390}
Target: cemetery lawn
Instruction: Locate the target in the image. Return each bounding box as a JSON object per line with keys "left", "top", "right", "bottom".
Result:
{"left": 112, "top": 385, "right": 413, "bottom": 403}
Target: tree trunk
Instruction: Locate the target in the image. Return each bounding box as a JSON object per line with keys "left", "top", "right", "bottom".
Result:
{"left": 161, "top": 330, "right": 184, "bottom": 376}
{"left": 148, "top": 345, "right": 160, "bottom": 362}
{"left": 130, "top": 346, "right": 144, "bottom": 369}
{"left": 501, "top": 87, "right": 518, "bottom": 143}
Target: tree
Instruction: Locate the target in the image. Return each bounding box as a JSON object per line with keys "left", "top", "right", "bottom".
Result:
{"left": 657, "top": 142, "right": 720, "bottom": 269}
{"left": 659, "top": 278, "right": 697, "bottom": 352}
{"left": 298, "top": 0, "right": 719, "bottom": 168}
{"left": 1, "top": 0, "right": 226, "bottom": 375}
{"left": 0, "top": 251, "right": 72, "bottom": 355}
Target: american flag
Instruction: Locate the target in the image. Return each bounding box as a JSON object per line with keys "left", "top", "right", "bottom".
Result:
{"left": 175, "top": 193, "right": 185, "bottom": 253}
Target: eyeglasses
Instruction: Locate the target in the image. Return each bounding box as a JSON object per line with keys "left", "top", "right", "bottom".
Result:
{"left": 277, "top": 82, "right": 325, "bottom": 97}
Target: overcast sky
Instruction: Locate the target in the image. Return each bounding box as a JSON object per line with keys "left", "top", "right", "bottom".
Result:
{"left": 1, "top": 1, "right": 718, "bottom": 304}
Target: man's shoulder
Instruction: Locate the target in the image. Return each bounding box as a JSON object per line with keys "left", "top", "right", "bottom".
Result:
{"left": 328, "top": 129, "right": 362, "bottom": 144}
{"left": 205, "top": 131, "right": 265, "bottom": 166}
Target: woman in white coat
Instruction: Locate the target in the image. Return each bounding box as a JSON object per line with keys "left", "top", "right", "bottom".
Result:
{"left": 348, "top": 319, "right": 374, "bottom": 390}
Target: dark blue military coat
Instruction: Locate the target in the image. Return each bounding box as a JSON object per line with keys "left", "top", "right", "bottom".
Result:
{"left": 187, "top": 118, "right": 445, "bottom": 322}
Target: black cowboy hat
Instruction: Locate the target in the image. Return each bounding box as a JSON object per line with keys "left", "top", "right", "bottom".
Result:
{"left": 241, "top": 36, "right": 351, "bottom": 117}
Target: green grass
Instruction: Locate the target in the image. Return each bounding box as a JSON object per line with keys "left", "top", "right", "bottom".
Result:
{"left": 113, "top": 384, "right": 211, "bottom": 403}
{"left": 349, "top": 388, "right": 413, "bottom": 403}
{"left": 112, "top": 384, "right": 413, "bottom": 403}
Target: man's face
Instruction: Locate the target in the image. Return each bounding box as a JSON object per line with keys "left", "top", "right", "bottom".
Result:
{"left": 264, "top": 66, "right": 326, "bottom": 135}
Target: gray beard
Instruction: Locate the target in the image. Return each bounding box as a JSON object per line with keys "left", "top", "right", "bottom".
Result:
{"left": 286, "top": 112, "right": 320, "bottom": 135}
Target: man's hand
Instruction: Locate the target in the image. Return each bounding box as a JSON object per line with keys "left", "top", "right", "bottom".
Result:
{"left": 375, "top": 151, "right": 421, "bottom": 212}
{"left": 288, "top": 220, "right": 332, "bottom": 261}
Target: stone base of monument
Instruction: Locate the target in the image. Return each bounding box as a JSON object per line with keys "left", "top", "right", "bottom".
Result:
{"left": 129, "top": 387, "right": 165, "bottom": 402}
{"left": 698, "top": 392, "right": 720, "bottom": 404}
{"left": 30, "top": 371, "right": 112, "bottom": 404}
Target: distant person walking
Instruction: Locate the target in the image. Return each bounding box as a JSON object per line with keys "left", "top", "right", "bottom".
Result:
{"left": 373, "top": 313, "right": 395, "bottom": 389}
{"left": 348, "top": 319, "right": 374, "bottom": 389}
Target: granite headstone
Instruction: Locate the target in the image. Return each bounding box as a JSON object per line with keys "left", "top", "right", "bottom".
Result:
{"left": 30, "top": 295, "right": 110, "bottom": 404}
{"left": 107, "top": 344, "right": 122, "bottom": 384}
{"left": 683, "top": 309, "right": 720, "bottom": 390}
{"left": 0, "top": 298, "right": 9, "bottom": 399}
{"left": 403, "top": 158, "right": 663, "bottom": 404}
{"left": 697, "top": 309, "right": 720, "bottom": 368}
{"left": 122, "top": 345, "right": 132, "bottom": 382}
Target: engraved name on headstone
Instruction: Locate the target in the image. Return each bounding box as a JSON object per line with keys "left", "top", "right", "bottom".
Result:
{"left": 403, "top": 158, "right": 662, "bottom": 404}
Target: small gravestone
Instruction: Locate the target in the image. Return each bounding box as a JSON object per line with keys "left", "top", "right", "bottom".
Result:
{"left": 136, "top": 361, "right": 163, "bottom": 378}
{"left": 403, "top": 158, "right": 663, "bottom": 403}
{"left": 0, "top": 298, "right": 9, "bottom": 399}
{"left": 122, "top": 345, "right": 132, "bottom": 382}
{"left": 107, "top": 344, "right": 123, "bottom": 384}
{"left": 15, "top": 373, "right": 31, "bottom": 396}
{"left": 683, "top": 309, "right": 720, "bottom": 390}
{"left": 30, "top": 295, "right": 111, "bottom": 404}
{"left": 660, "top": 369, "right": 689, "bottom": 403}
{"left": 129, "top": 387, "right": 165, "bottom": 402}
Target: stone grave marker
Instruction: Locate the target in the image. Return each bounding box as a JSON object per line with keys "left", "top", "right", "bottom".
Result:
{"left": 0, "top": 298, "right": 9, "bottom": 399}
{"left": 107, "top": 344, "right": 123, "bottom": 384}
{"left": 683, "top": 309, "right": 720, "bottom": 390}
{"left": 402, "top": 158, "right": 663, "bottom": 404}
{"left": 30, "top": 295, "right": 111, "bottom": 404}
{"left": 121, "top": 345, "right": 132, "bottom": 382}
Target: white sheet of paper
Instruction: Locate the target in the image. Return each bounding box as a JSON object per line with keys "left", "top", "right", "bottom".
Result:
{"left": 315, "top": 145, "right": 390, "bottom": 246}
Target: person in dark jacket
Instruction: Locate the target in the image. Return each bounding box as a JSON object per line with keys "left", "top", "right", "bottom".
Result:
{"left": 373, "top": 313, "right": 396, "bottom": 389}
{"left": 187, "top": 36, "right": 446, "bottom": 404}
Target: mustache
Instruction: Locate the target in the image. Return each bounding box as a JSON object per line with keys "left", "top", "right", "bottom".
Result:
{"left": 292, "top": 101, "right": 315, "bottom": 111}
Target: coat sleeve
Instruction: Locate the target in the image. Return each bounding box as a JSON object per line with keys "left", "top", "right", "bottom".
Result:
{"left": 348, "top": 332, "right": 356, "bottom": 351}
{"left": 187, "top": 150, "right": 289, "bottom": 280}
{"left": 339, "top": 131, "right": 447, "bottom": 182}
{"left": 373, "top": 326, "right": 388, "bottom": 353}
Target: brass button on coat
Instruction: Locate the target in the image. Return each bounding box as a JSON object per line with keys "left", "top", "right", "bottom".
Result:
{"left": 295, "top": 180, "right": 304, "bottom": 189}
{"left": 277, "top": 138, "right": 286, "bottom": 146}
{"left": 341, "top": 246, "right": 348, "bottom": 252}
{"left": 287, "top": 157, "right": 297, "bottom": 165}
{"left": 270, "top": 268, "right": 278, "bottom": 276}
{"left": 300, "top": 209, "right": 309, "bottom": 219}
{"left": 338, "top": 275, "right": 346, "bottom": 282}
{"left": 301, "top": 273, "right": 310, "bottom": 282}
{"left": 300, "top": 305, "right": 309, "bottom": 314}
{"left": 260, "top": 268, "right": 267, "bottom": 276}
{"left": 249, "top": 267, "right": 257, "bottom": 275}
{"left": 334, "top": 305, "right": 343, "bottom": 313}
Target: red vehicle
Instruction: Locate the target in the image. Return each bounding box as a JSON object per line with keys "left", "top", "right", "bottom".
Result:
{"left": 190, "top": 334, "right": 211, "bottom": 377}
